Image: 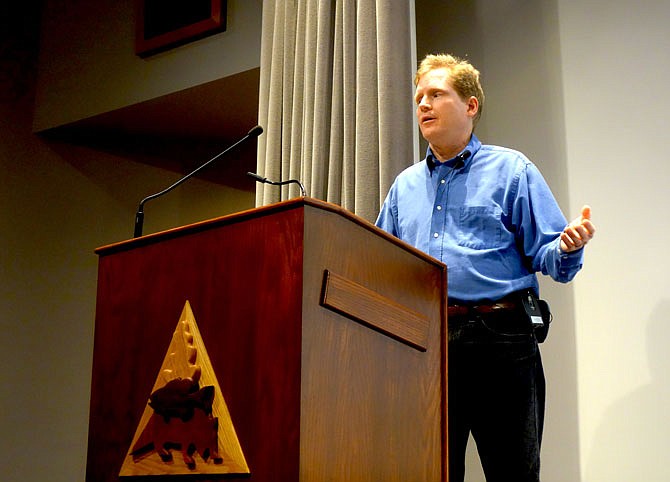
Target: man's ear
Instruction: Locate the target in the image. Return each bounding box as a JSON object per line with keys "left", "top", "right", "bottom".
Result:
{"left": 466, "top": 96, "right": 479, "bottom": 118}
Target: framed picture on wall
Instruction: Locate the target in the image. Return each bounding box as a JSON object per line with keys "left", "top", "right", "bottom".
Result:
{"left": 135, "top": 0, "right": 227, "bottom": 57}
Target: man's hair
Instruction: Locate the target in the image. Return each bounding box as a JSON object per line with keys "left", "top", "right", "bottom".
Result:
{"left": 415, "top": 53, "right": 485, "bottom": 127}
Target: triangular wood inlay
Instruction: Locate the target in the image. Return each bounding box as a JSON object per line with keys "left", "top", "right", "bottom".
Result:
{"left": 119, "top": 301, "right": 249, "bottom": 476}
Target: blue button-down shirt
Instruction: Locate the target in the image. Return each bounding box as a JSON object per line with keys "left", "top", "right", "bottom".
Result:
{"left": 376, "top": 134, "right": 583, "bottom": 302}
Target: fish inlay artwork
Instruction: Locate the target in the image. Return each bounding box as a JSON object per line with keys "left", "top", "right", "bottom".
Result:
{"left": 119, "top": 301, "right": 249, "bottom": 477}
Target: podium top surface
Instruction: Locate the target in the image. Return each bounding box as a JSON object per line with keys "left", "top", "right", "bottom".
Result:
{"left": 95, "top": 197, "right": 445, "bottom": 269}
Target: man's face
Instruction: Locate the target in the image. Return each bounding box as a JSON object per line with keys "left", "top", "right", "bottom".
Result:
{"left": 414, "top": 68, "right": 476, "bottom": 152}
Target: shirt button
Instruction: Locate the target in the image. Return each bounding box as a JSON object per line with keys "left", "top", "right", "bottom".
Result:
{"left": 433, "top": 232, "right": 439, "bottom": 238}
{"left": 436, "top": 205, "right": 442, "bottom": 211}
{"left": 440, "top": 179, "right": 446, "bottom": 184}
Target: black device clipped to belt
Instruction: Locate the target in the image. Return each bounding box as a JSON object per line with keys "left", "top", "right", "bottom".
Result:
{"left": 520, "top": 289, "right": 553, "bottom": 343}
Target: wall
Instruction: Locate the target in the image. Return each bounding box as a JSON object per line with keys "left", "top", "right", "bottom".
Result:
{"left": 33, "top": 0, "right": 262, "bottom": 131}
{"left": 417, "top": 0, "right": 670, "bottom": 480}
{"left": 558, "top": 1, "right": 670, "bottom": 480}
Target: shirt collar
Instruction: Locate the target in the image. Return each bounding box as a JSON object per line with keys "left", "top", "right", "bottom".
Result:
{"left": 426, "top": 134, "right": 482, "bottom": 173}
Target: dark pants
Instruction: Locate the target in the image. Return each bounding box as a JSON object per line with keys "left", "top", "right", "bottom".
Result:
{"left": 448, "top": 311, "right": 545, "bottom": 482}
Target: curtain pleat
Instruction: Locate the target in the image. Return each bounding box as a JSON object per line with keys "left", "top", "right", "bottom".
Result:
{"left": 257, "top": 0, "right": 415, "bottom": 222}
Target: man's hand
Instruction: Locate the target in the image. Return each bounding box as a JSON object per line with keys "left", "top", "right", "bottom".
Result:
{"left": 560, "top": 205, "right": 595, "bottom": 253}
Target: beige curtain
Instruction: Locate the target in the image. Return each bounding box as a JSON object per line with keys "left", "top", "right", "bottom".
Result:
{"left": 256, "top": 0, "right": 416, "bottom": 222}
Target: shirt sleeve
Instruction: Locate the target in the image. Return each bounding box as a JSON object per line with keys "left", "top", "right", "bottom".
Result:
{"left": 375, "top": 183, "right": 400, "bottom": 237}
{"left": 546, "top": 239, "right": 585, "bottom": 281}
{"left": 512, "top": 162, "right": 584, "bottom": 283}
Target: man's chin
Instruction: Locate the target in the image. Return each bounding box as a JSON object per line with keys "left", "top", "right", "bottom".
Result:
{"left": 420, "top": 127, "right": 440, "bottom": 144}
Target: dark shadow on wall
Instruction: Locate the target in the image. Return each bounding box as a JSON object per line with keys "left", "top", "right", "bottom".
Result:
{"left": 414, "top": 0, "right": 483, "bottom": 160}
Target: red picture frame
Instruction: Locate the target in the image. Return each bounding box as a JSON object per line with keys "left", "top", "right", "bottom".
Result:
{"left": 135, "top": 0, "right": 227, "bottom": 57}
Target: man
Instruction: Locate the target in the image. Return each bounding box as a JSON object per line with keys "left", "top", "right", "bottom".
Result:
{"left": 375, "top": 54, "right": 595, "bottom": 481}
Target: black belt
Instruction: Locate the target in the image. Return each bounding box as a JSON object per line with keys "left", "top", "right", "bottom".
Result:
{"left": 448, "top": 291, "right": 525, "bottom": 319}
{"left": 448, "top": 296, "right": 530, "bottom": 337}
{"left": 447, "top": 300, "right": 517, "bottom": 318}
{"left": 448, "top": 289, "right": 548, "bottom": 340}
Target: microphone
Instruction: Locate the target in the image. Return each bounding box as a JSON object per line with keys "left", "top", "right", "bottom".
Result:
{"left": 454, "top": 150, "right": 472, "bottom": 169}
{"left": 133, "top": 125, "right": 263, "bottom": 238}
{"left": 246, "top": 172, "right": 307, "bottom": 197}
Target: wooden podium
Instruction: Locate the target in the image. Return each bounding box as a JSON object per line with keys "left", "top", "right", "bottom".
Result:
{"left": 86, "top": 198, "right": 448, "bottom": 481}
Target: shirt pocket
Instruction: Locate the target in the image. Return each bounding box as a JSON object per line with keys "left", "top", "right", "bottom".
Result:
{"left": 456, "top": 206, "right": 503, "bottom": 249}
